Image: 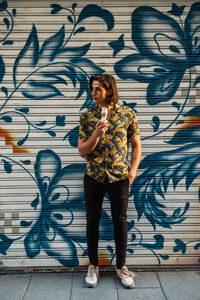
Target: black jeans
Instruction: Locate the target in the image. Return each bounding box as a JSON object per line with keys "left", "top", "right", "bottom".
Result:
{"left": 84, "top": 174, "right": 129, "bottom": 269}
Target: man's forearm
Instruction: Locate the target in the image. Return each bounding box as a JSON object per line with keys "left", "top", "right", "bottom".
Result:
{"left": 78, "top": 133, "right": 99, "bottom": 158}
{"left": 130, "top": 144, "right": 141, "bottom": 172}
{"left": 128, "top": 135, "right": 142, "bottom": 184}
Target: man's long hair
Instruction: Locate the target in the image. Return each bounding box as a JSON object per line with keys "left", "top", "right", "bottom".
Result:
{"left": 89, "top": 74, "right": 119, "bottom": 106}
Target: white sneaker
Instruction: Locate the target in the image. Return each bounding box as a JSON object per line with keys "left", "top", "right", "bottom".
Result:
{"left": 85, "top": 265, "right": 99, "bottom": 288}
{"left": 116, "top": 266, "right": 135, "bottom": 289}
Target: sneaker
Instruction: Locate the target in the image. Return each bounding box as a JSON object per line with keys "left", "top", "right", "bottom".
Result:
{"left": 85, "top": 264, "right": 99, "bottom": 288}
{"left": 116, "top": 266, "right": 135, "bottom": 289}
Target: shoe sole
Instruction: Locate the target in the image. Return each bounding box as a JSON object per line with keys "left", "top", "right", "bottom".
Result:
{"left": 122, "top": 282, "right": 135, "bottom": 289}
{"left": 123, "top": 284, "right": 135, "bottom": 289}
{"left": 85, "top": 280, "right": 97, "bottom": 288}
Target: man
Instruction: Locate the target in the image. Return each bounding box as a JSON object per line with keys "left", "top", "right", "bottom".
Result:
{"left": 78, "top": 74, "right": 141, "bottom": 288}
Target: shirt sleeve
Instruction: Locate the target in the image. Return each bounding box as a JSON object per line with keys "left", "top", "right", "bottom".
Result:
{"left": 127, "top": 111, "right": 140, "bottom": 139}
{"left": 79, "top": 113, "right": 88, "bottom": 140}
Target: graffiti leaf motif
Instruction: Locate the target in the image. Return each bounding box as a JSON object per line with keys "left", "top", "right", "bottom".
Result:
{"left": 2, "top": 40, "right": 13, "bottom": 45}
{"left": 184, "top": 105, "right": 200, "bottom": 118}
{"left": 50, "top": 3, "right": 63, "bottom": 14}
{"left": 72, "top": 3, "right": 77, "bottom": 11}
{"left": 20, "top": 160, "right": 31, "bottom": 165}
{"left": 24, "top": 226, "right": 41, "bottom": 258}
{"left": 1, "top": 86, "right": 8, "bottom": 97}
{"left": 186, "top": 157, "right": 200, "bottom": 189}
{"left": 131, "top": 233, "right": 136, "bottom": 241}
{"left": 40, "top": 26, "right": 65, "bottom": 62}
{"left": 12, "top": 8, "right": 16, "bottom": 17}
{"left": 0, "top": 234, "right": 13, "bottom": 255}
{"left": 159, "top": 254, "right": 169, "bottom": 260}
{"left": 74, "top": 26, "right": 85, "bottom": 35}
{"left": 46, "top": 130, "right": 56, "bottom": 137}
{"left": 58, "top": 42, "right": 91, "bottom": 58}
{"left": 174, "top": 239, "right": 186, "bottom": 254}
{"left": 167, "top": 3, "right": 185, "bottom": 17}
{"left": 64, "top": 125, "right": 79, "bottom": 147}
{"left": 76, "top": 4, "right": 114, "bottom": 31}
{"left": 35, "top": 120, "right": 47, "bottom": 127}
{"left": 194, "top": 243, "right": 200, "bottom": 250}
{"left": 127, "top": 248, "right": 134, "bottom": 254}
{"left": 13, "top": 24, "right": 39, "bottom": 86}
{"left": 54, "top": 213, "right": 63, "bottom": 220}
{"left": 0, "top": 0, "right": 7, "bottom": 12}
{"left": 3, "top": 17, "right": 9, "bottom": 30}
{"left": 2, "top": 159, "right": 12, "bottom": 173}
{"left": 56, "top": 115, "right": 65, "bottom": 127}
{"left": 51, "top": 193, "right": 60, "bottom": 201}
{"left": 20, "top": 220, "right": 33, "bottom": 227}
{"left": 67, "top": 15, "right": 73, "bottom": 24}
{"left": 167, "top": 125, "right": 200, "bottom": 144}
{"left": 1, "top": 115, "right": 12, "bottom": 122}
{"left": 31, "top": 193, "right": 40, "bottom": 209}
{"left": 17, "top": 133, "right": 29, "bottom": 146}
{"left": 15, "top": 107, "right": 29, "bottom": 114}
{"left": 107, "top": 245, "right": 113, "bottom": 255}
{"left": 151, "top": 116, "right": 160, "bottom": 132}
{"left": 13, "top": 25, "right": 66, "bottom": 99}
{"left": 109, "top": 34, "right": 125, "bottom": 57}
{"left": 172, "top": 101, "right": 180, "bottom": 111}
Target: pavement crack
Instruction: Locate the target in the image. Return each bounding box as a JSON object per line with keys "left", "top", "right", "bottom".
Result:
{"left": 156, "top": 273, "right": 168, "bottom": 300}
{"left": 115, "top": 275, "right": 120, "bottom": 300}
{"left": 69, "top": 274, "right": 74, "bottom": 300}
{"left": 22, "top": 274, "right": 32, "bottom": 300}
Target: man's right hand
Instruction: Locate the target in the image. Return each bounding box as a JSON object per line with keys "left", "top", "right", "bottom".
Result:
{"left": 78, "top": 120, "right": 108, "bottom": 158}
{"left": 94, "top": 120, "right": 108, "bottom": 137}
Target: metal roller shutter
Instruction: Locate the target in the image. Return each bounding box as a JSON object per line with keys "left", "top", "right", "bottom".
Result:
{"left": 0, "top": 0, "right": 199, "bottom": 269}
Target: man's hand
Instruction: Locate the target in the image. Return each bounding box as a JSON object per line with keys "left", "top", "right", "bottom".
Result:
{"left": 78, "top": 120, "right": 108, "bottom": 158}
{"left": 94, "top": 120, "right": 108, "bottom": 137}
{"left": 128, "top": 167, "right": 137, "bottom": 184}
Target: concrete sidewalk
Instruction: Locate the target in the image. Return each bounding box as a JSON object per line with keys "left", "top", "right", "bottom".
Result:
{"left": 0, "top": 270, "right": 200, "bottom": 300}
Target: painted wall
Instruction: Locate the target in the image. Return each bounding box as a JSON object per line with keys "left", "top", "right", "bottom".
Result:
{"left": 0, "top": 0, "right": 199, "bottom": 268}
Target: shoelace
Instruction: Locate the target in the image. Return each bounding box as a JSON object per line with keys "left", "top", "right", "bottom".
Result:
{"left": 88, "top": 266, "right": 98, "bottom": 277}
{"left": 120, "top": 267, "right": 135, "bottom": 278}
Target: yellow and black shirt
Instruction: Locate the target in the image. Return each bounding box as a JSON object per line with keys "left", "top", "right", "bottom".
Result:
{"left": 79, "top": 103, "right": 140, "bottom": 183}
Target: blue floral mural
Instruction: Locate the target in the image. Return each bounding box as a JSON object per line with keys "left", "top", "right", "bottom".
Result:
{"left": 113, "top": 2, "right": 200, "bottom": 139}
{"left": 0, "top": 1, "right": 199, "bottom": 267}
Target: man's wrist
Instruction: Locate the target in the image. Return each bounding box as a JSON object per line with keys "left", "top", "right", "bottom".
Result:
{"left": 130, "top": 166, "right": 137, "bottom": 172}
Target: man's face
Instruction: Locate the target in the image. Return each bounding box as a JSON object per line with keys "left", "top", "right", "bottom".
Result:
{"left": 91, "top": 80, "right": 108, "bottom": 107}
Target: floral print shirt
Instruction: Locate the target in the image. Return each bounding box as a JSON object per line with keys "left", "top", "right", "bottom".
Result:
{"left": 79, "top": 103, "right": 140, "bottom": 183}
